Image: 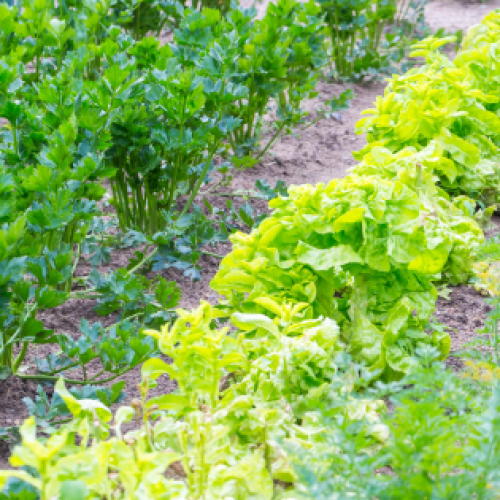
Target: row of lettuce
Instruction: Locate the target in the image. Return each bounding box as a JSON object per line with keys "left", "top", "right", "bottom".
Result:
{"left": 3, "top": 9, "right": 500, "bottom": 500}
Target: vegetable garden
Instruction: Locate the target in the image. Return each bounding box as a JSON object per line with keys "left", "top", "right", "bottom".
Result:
{"left": 1, "top": 0, "right": 500, "bottom": 497}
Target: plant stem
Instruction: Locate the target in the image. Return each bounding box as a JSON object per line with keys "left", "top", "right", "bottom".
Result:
{"left": 209, "top": 191, "right": 262, "bottom": 199}
{"left": 17, "top": 373, "right": 89, "bottom": 384}
{"left": 69, "top": 292, "right": 100, "bottom": 299}
{"left": 198, "top": 432, "right": 207, "bottom": 498}
{"left": 12, "top": 343, "right": 28, "bottom": 373}
{"left": 127, "top": 246, "right": 159, "bottom": 276}
{"left": 135, "top": 3, "right": 141, "bottom": 40}
{"left": 178, "top": 151, "right": 215, "bottom": 220}
{"left": 146, "top": 181, "right": 157, "bottom": 234}
{"left": 255, "top": 123, "right": 286, "bottom": 161}
{"left": 166, "top": 95, "right": 187, "bottom": 212}
{"left": 1, "top": 344, "right": 12, "bottom": 371}
{"left": 40, "top": 461, "right": 47, "bottom": 500}
{"left": 264, "top": 424, "right": 272, "bottom": 474}
{"left": 111, "top": 181, "right": 126, "bottom": 230}
{"left": 88, "top": 369, "right": 105, "bottom": 382}
{"left": 201, "top": 250, "right": 224, "bottom": 259}
{"left": 70, "top": 246, "right": 160, "bottom": 300}
{"left": 12, "top": 124, "right": 17, "bottom": 156}
{"left": 211, "top": 363, "right": 219, "bottom": 410}
{"left": 107, "top": 312, "right": 143, "bottom": 330}
{"left": 2, "top": 301, "right": 39, "bottom": 357}
{"left": 119, "top": 172, "right": 133, "bottom": 228}
{"left": 17, "top": 369, "right": 130, "bottom": 385}
{"left": 375, "top": 20, "right": 385, "bottom": 53}
{"left": 334, "top": 4, "right": 342, "bottom": 77}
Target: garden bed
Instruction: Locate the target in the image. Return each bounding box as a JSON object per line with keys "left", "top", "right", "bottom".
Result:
{"left": 1, "top": 0, "right": 499, "bottom": 451}
{"left": 2, "top": 0, "right": 500, "bottom": 494}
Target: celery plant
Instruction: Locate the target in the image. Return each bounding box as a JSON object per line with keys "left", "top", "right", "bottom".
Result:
{"left": 318, "top": 0, "right": 398, "bottom": 80}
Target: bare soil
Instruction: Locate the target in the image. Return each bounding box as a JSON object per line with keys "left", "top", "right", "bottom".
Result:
{"left": 1, "top": 0, "right": 499, "bottom": 465}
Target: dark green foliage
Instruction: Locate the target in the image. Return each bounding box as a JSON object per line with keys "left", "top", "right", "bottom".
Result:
{"left": 318, "top": 0, "right": 428, "bottom": 81}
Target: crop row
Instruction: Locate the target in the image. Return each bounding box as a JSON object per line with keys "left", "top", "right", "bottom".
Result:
{"left": 2, "top": 3, "right": 500, "bottom": 500}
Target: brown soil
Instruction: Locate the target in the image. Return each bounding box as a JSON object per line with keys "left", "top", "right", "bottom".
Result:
{"left": 1, "top": 0, "right": 499, "bottom": 466}
{"left": 425, "top": 0, "right": 500, "bottom": 32}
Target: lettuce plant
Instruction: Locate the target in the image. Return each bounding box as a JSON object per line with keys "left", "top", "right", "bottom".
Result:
{"left": 350, "top": 143, "right": 485, "bottom": 283}
{"left": 355, "top": 35, "right": 500, "bottom": 204}
{"left": 211, "top": 151, "right": 483, "bottom": 380}
{"left": 0, "top": 302, "right": 389, "bottom": 498}
{"left": 455, "top": 12, "right": 500, "bottom": 125}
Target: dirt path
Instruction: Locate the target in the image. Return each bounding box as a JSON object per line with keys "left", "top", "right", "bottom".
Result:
{"left": 1, "top": 0, "right": 498, "bottom": 464}
{"left": 425, "top": 0, "right": 500, "bottom": 31}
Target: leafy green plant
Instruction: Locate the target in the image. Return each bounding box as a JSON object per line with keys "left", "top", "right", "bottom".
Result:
{"left": 393, "top": 0, "right": 428, "bottom": 36}
{"left": 211, "top": 150, "right": 482, "bottom": 381}
{"left": 173, "top": 2, "right": 352, "bottom": 168}
{"left": 111, "top": 0, "right": 170, "bottom": 40}
{"left": 225, "top": 0, "right": 330, "bottom": 164}
{"left": 0, "top": 382, "right": 126, "bottom": 448}
{"left": 0, "top": 57, "right": 185, "bottom": 382}
{"left": 93, "top": 2, "right": 352, "bottom": 235}
{"left": 0, "top": 3, "right": 21, "bottom": 61}
{"left": 0, "top": 302, "right": 389, "bottom": 499}
{"left": 177, "top": 0, "right": 232, "bottom": 17}
{"left": 284, "top": 349, "right": 500, "bottom": 499}
{"left": 392, "top": 0, "right": 430, "bottom": 66}
{"left": 0, "top": 6, "right": 190, "bottom": 384}
{"left": 350, "top": 143, "right": 487, "bottom": 284}
{"left": 104, "top": 59, "right": 242, "bottom": 234}
{"left": 318, "top": 0, "right": 399, "bottom": 80}
{"left": 355, "top": 35, "right": 500, "bottom": 205}
{"left": 0, "top": 232, "right": 183, "bottom": 383}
